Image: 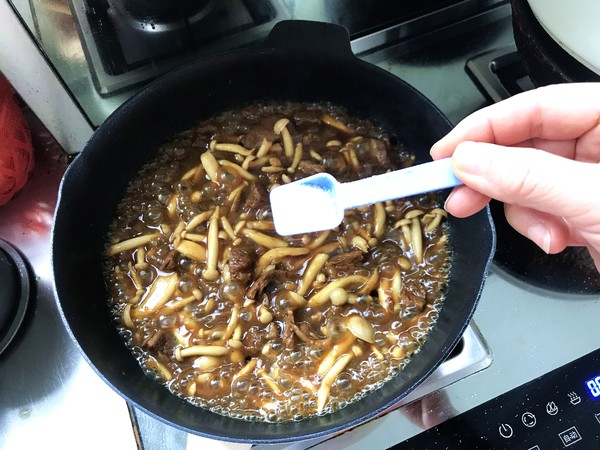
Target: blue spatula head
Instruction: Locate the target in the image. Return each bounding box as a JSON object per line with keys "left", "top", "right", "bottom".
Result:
{"left": 270, "top": 173, "right": 344, "bottom": 236}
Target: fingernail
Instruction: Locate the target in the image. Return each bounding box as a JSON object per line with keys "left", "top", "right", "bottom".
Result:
{"left": 453, "top": 142, "right": 487, "bottom": 175}
{"left": 527, "top": 223, "right": 552, "bottom": 254}
{"left": 443, "top": 189, "right": 456, "bottom": 212}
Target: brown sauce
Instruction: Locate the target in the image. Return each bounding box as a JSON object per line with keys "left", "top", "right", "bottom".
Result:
{"left": 104, "top": 102, "right": 451, "bottom": 422}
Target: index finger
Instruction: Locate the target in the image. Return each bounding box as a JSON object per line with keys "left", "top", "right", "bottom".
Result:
{"left": 431, "top": 83, "right": 600, "bottom": 159}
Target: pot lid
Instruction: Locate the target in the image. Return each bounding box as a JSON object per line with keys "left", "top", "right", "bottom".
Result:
{"left": 0, "top": 239, "right": 30, "bottom": 355}
{"left": 528, "top": 0, "right": 600, "bottom": 75}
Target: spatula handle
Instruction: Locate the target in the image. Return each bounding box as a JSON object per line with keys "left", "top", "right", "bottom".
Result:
{"left": 338, "top": 158, "right": 462, "bottom": 210}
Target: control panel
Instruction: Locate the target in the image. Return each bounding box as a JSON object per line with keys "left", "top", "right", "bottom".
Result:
{"left": 393, "top": 349, "right": 600, "bottom": 449}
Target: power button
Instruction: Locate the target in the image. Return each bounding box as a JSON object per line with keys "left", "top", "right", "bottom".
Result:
{"left": 499, "top": 423, "right": 514, "bottom": 439}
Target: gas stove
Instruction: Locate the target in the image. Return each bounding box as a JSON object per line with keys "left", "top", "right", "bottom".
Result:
{"left": 1, "top": 1, "right": 600, "bottom": 449}
{"left": 69, "top": 0, "right": 290, "bottom": 95}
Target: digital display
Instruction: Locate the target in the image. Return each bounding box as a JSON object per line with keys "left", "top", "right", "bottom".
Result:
{"left": 585, "top": 375, "right": 600, "bottom": 398}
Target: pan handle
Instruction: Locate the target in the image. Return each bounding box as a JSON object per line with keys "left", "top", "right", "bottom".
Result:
{"left": 261, "top": 20, "right": 355, "bottom": 59}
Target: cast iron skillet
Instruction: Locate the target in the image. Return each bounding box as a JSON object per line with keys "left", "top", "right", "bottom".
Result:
{"left": 52, "top": 21, "right": 495, "bottom": 443}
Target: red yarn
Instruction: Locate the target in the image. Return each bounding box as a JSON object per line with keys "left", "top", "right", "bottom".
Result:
{"left": 0, "top": 74, "right": 34, "bottom": 206}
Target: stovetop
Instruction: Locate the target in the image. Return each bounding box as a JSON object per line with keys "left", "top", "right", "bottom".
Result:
{"left": 70, "top": 0, "right": 290, "bottom": 95}
{"left": 1, "top": 2, "right": 600, "bottom": 450}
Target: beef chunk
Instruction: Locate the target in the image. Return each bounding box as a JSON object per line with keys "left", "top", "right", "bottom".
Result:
{"left": 292, "top": 110, "right": 323, "bottom": 127}
{"left": 282, "top": 310, "right": 297, "bottom": 348}
{"left": 267, "top": 321, "right": 279, "bottom": 340}
{"left": 356, "top": 138, "right": 392, "bottom": 177}
{"left": 283, "top": 310, "right": 318, "bottom": 348}
{"left": 400, "top": 280, "right": 427, "bottom": 311}
{"left": 325, "top": 250, "right": 364, "bottom": 278}
{"left": 242, "top": 182, "right": 269, "bottom": 211}
{"left": 160, "top": 249, "right": 179, "bottom": 271}
{"left": 144, "top": 330, "right": 173, "bottom": 357}
{"left": 321, "top": 150, "right": 348, "bottom": 176}
{"left": 246, "top": 269, "right": 289, "bottom": 300}
{"left": 297, "top": 160, "right": 326, "bottom": 176}
{"left": 278, "top": 255, "right": 309, "bottom": 272}
{"left": 367, "top": 139, "right": 391, "bottom": 168}
{"left": 228, "top": 244, "right": 257, "bottom": 284}
{"left": 246, "top": 273, "right": 270, "bottom": 300}
{"left": 241, "top": 125, "right": 277, "bottom": 149}
{"left": 289, "top": 320, "right": 316, "bottom": 343}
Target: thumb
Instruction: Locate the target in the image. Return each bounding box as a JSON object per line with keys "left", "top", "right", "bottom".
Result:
{"left": 451, "top": 141, "right": 600, "bottom": 227}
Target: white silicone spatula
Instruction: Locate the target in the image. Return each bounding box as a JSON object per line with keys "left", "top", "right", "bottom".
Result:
{"left": 270, "top": 157, "right": 461, "bottom": 236}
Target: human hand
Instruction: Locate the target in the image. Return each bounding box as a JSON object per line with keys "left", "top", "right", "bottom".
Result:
{"left": 430, "top": 83, "right": 600, "bottom": 270}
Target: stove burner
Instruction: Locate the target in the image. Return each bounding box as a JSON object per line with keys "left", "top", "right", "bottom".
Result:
{"left": 71, "top": 0, "right": 288, "bottom": 95}
{"left": 107, "top": 0, "right": 214, "bottom": 34}
{"left": 466, "top": 48, "right": 600, "bottom": 295}
{"left": 0, "top": 238, "right": 30, "bottom": 355}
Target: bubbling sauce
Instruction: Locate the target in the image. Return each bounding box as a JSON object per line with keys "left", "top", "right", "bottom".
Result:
{"left": 104, "top": 102, "right": 451, "bottom": 422}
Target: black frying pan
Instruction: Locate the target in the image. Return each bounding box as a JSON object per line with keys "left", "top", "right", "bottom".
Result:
{"left": 52, "top": 21, "right": 495, "bottom": 443}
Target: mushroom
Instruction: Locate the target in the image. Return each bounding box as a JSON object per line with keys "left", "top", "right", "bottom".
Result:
{"left": 345, "top": 315, "right": 375, "bottom": 344}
